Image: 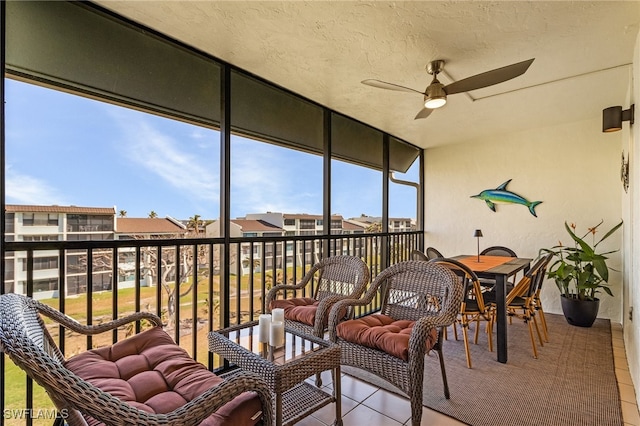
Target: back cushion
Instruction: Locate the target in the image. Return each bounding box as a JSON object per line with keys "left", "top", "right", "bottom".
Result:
{"left": 64, "top": 326, "right": 261, "bottom": 426}
{"left": 271, "top": 297, "right": 318, "bottom": 326}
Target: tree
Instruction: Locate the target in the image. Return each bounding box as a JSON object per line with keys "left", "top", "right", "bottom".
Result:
{"left": 365, "top": 221, "right": 382, "bottom": 233}
{"left": 187, "top": 214, "right": 202, "bottom": 237}
{"left": 242, "top": 257, "right": 261, "bottom": 272}
{"left": 119, "top": 210, "right": 127, "bottom": 217}
{"left": 69, "top": 233, "right": 211, "bottom": 330}
{"left": 129, "top": 237, "right": 212, "bottom": 329}
{"left": 148, "top": 211, "right": 158, "bottom": 218}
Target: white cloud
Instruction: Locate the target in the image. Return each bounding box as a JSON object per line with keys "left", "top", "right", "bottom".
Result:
{"left": 111, "top": 113, "right": 219, "bottom": 205}
{"left": 232, "top": 148, "right": 284, "bottom": 211}
{"left": 230, "top": 140, "right": 321, "bottom": 216}
{"left": 5, "top": 166, "right": 69, "bottom": 205}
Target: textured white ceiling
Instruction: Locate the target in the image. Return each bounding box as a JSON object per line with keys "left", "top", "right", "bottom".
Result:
{"left": 95, "top": 1, "right": 640, "bottom": 148}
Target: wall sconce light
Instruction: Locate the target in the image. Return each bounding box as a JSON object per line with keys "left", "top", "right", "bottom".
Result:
{"left": 473, "top": 229, "right": 483, "bottom": 262}
{"left": 602, "top": 104, "right": 634, "bottom": 132}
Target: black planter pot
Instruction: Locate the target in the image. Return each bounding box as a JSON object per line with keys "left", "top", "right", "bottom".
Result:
{"left": 560, "top": 294, "right": 600, "bottom": 327}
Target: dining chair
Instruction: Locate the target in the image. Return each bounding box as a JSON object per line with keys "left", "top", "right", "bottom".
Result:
{"left": 0, "top": 293, "right": 273, "bottom": 426}
{"left": 432, "top": 258, "right": 494, "bottom": 368}
{"left": 327, "top": 260, "right": 464, "bottom": 426}
{"left": 531, "top": 253, "right": 554, "bottom": 342}
{"left": 418, "top": 248, "right": 454, "bottom": 341}
{"left": 487, "top": 254, "right": 552, "bottom": 359}
{"left": 426, "top": 246, "right": 445, "bottom": 259}
{"left": 480, "top": 246, "right": 518, "bottom": 257}
{"left": 479, "top": 245, "right": 518, "bottom": 291}
{"left": 410, "top": 249, "right": 429, "bottom": 261}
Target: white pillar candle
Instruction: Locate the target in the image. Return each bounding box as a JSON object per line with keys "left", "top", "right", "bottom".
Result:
{"left": 272, "top": 308, "right": 285, "bottom": 324}
{"left": 270, "top": 320, "right": 285, "bottom": 347}
{"left": 258, "top": 314, "right": 271, "bottom": 343}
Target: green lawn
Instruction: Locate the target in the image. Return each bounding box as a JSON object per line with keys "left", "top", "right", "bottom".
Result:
{"left": 3, "top": 266, "right": 313, "bottom": 422}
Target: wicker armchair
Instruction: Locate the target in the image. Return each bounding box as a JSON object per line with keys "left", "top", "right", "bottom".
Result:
{"left": 266, "top": 255, "right": 370, "bottom": 339}
{"left": 0, "top": 293, "right": 273, "bottom": 426}
{"left": 327, "top": 261, "right": 464, "bottom": 426}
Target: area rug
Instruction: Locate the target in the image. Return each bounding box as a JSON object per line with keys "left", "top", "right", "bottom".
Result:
{"left": 344, "top": 313, "right": 623, "bottom": 426}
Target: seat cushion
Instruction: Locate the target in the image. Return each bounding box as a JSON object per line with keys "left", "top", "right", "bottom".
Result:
{"left": 270, "top": 297, "right": 319, "bottom": 326}
{"left": 336, "top": 313, "right": 438, "bottom": 361}
{"left": 64, "top": 326, "right": 262, "bottom": 426}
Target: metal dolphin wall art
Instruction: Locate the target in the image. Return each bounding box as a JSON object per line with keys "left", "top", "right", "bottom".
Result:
{"left": 471, "top": 179, "right": 542, "bottom": 217}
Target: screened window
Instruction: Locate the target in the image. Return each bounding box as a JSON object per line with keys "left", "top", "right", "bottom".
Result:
{"left": 23, "top": 213, "right": 59, "bottom": 226}
{"left": 389, "top": 141, "right": 420, "bottom": 227}
{"left": 5, "top": 213, "right": 15, "bottom": 234}
{"left": 33, "top": 278, "right": 57, "bottom": 293}
{"left": 33, "top": 257, "right": 58, "bottom": 270}
{"left": 299, "top": 220, "right": 315, "bottom": 230}
{"left": 67, "top": 215, "right": 113, "bottom": 232}
{"left": 22, "top": 235, "right": 58, "bottom": 241}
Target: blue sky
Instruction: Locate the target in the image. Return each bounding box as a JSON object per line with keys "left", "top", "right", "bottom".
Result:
{"left": 5, "top": 79, "right": 419, "bottom": 220}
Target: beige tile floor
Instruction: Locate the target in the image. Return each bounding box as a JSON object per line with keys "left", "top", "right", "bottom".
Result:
{"left": 612, "top": 323, "right": 640, "bottom": 426}
{"left": 297, "top": 322, "right": 639, "bottom": 426}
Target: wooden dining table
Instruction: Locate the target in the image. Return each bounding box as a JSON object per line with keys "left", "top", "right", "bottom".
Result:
{"left": 452, "top": 254, "right": 532, "bottom": 363}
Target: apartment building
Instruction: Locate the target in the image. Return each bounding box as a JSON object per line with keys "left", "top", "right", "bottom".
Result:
{"left": 4, "top": 205, "right": 187, "bottom": 299}
{"left": 206, "top": 212, "right": 418, "bottom": 275}
{"left": 347, "top": 214, "right": 415, "bottom": 232}
{"left": 4, "top": 205, "right": 116, "bottom": 298}
{"left": 5, "top": 205, "right": 414, "bottom": 298}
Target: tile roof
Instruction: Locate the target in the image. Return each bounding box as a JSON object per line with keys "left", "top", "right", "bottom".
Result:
{"left": 5, "top": 204, "right": 115, "bottom": 214}
{"left": 342, "top": 220, "right": 366, "bottom": 231}
{"left": 116, "top": 218, "right": 187, "bottom": 234}
{"left": 231, "top": 219, "right": 284, "bottom": 232}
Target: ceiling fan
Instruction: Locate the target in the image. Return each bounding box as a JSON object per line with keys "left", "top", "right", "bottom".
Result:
{"left": 362, "top": 58, "right": 535, "bottom": 119}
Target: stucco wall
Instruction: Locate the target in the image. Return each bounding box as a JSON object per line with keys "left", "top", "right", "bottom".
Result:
{"left": 424, "top": 117, "right": 623, "bottom": 321}
{"left": 624, "top": 27, "right": 639, "bottom": 409}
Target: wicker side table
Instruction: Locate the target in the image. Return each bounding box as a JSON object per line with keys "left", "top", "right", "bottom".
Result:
{"left": 209, "top": 321, "right": 342, "bottom": 426}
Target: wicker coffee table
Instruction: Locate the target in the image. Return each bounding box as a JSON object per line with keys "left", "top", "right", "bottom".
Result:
{"left": 209, "top": 321, "right": 342, "bottom": 426}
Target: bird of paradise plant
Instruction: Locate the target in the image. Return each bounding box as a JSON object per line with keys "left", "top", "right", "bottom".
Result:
{"left": 540, "top": 220, "right": 623, "bottom": 301}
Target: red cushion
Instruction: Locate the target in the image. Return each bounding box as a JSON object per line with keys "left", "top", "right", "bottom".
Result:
{"left": 336, "top": 313, "right": 438, "bottom": 361}
{"left": 64, "top": 326, "right": 262, "bottom": 426}
{"left": 270, "top": 297, "right": 319, "bottom": 326}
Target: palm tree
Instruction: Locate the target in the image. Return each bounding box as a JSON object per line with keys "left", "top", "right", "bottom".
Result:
{"left": 148, "top": 211, "right": 158, "bottom": 218}
{"left": 242, "top": 257, "right": 261, "bottom": 272}
{"left": 119, "top": 210, "right": 127, "bottom": 217}
{"left": 187, "top": 214, "right": 202, "bottom": 236}
{"left": 365, "top": 221, "right": 382, "bottom": 233}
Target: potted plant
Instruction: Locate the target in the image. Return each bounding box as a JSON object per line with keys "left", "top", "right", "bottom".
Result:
{"left": 541, "top": 220, "right": 623, "bottom": 327}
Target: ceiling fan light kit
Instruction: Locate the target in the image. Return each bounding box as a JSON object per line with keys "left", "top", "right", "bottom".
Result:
{"left": 425, "top": 96, "right": 446, "bottom": 109}
{"left": 362, "top": 58, "right": 535, "bottom": 120}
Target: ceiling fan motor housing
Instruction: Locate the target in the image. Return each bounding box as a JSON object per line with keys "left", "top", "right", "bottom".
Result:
{"left": 424, "top": 80, "right": 447, "bottom": 108}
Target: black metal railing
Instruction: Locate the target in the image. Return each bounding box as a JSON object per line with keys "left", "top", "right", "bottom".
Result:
{"left": 1, "top": 231, "right": 421, "bottom": 425}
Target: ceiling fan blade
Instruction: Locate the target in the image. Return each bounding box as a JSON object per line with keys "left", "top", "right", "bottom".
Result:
{"left": 362, "top": 79, "right": 424, "bottom": 94}
{"left": 414, "top": 108, "right": 433, "bottom": 120}
{"left": 443, "top": 58, "right": 535, "bottom": 95}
